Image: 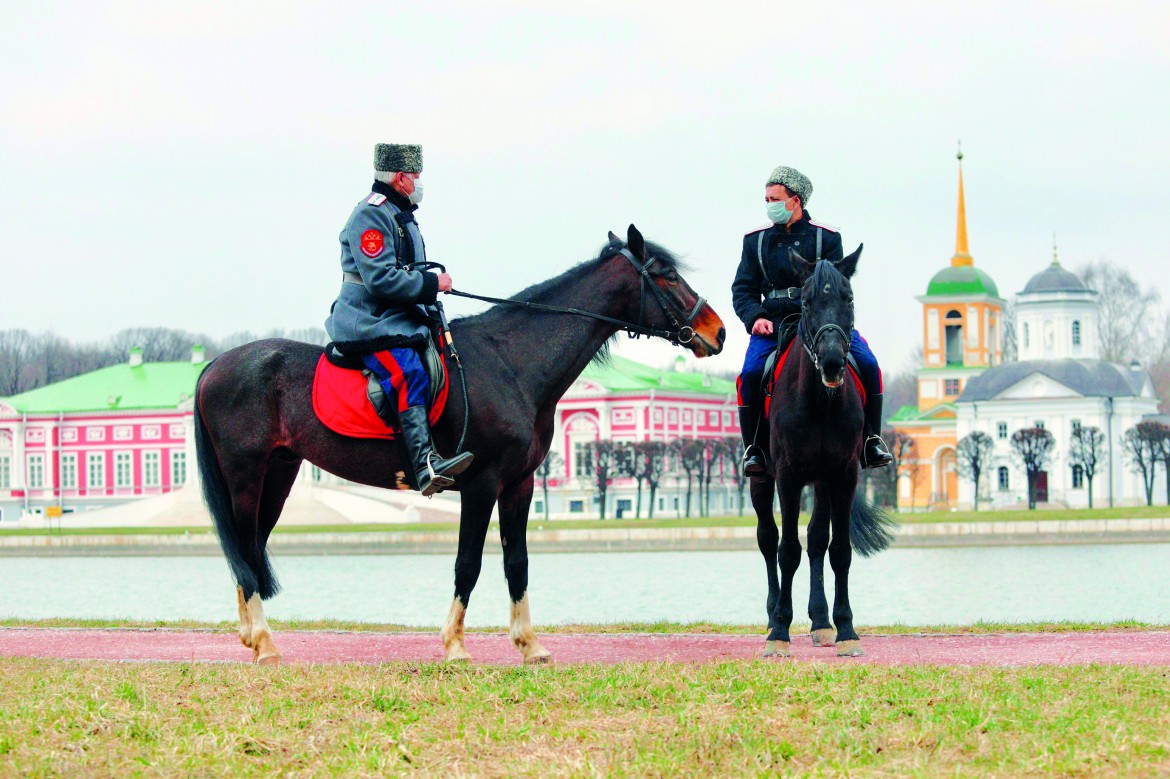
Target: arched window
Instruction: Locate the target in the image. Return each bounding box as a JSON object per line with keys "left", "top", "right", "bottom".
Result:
{"left": 944, "top": 310, "right": 963, "bottom": 366}
{"left": 997, "top": 466, "right": 1010, "bottom": 490}
{"left": 1023, "top": 322, "right": 1030, "bottom": 348}
{"left": 1072, "top": 320, "right": 1082, "bottom": 346}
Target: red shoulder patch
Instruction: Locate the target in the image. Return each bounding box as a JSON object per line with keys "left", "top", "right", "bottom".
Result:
{"left": 808, "top": 219, "right": 839, "bottom": 233}
{"left": 744, "top": 223, "right": 771, "bottom": 236}
{"left": 360, "top": 229, "right": 384, "bottom": 258}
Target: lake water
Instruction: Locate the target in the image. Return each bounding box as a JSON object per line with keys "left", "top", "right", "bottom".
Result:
{"left": 2, "top": 544, "right": 1168, "bottom": 627}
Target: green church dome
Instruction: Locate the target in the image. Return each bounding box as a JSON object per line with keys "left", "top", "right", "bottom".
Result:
{"left": 925, "top": 265, "right": 999, "bottom": 298}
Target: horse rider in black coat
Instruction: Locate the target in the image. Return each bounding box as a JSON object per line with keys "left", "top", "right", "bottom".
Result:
{"left": 731, "top": 165, "right": 893, "bottom": 476}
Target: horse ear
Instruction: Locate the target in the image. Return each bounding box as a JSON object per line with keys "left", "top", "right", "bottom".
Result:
{"left": 835, "top": 243, "right": 863, "bottom": 278}
{"left": 627, "top": 224, "right": 646, "bottom": 259}
{"left": 608, "top": 230, "right": 621, "bottom": 243}
{"left": 788, "top": 247, "right": 815, "bottom": 282}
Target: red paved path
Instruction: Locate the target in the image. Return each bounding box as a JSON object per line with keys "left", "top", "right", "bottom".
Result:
{"left": 1, "top": 629, "right": 1168, "bottom": 666}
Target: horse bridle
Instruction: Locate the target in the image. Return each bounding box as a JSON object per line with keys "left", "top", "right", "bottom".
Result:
{"left": 443, "top": 249, "right": 706, "bottom": 347}
{"left": 798, "top": 287, "right": 853, "bottom": 372}
{"left": 617, "top": 248, "right": 705, "bottom": 345}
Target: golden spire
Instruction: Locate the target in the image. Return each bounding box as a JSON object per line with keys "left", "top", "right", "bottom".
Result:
{"left": 1052, "top": 231, "right": 1060, "bottom": 266}
{"left": 952, "top": 142, "right": 973, "bottom": 267}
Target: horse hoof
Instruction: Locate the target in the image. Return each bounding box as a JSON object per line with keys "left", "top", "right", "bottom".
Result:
{"left": 445, "top": 646, "right": 473, "bottom": 663}
{"left": 255, "top": 652, "right": 282, "bottom": 666}
{"left": 836, "top": 640, "right": 864, "bottom": 657}
{"left": 812, "top": 628, "right": 836, "bottom": 647}
{"left": 762, "top": 640, "right": 791, "bottom": 658}
{"left": 523, "top": 652, "right": 553, "bottom": 666}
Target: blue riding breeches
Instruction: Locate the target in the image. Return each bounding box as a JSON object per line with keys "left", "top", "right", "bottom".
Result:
{"left": 737, "top": 330, "right": 881, "bottom": 407}
{"left": 361, "top": 347, "right": 430, "bottom": 414}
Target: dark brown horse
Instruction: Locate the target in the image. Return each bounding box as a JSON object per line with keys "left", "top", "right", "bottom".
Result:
{"left": 750, "top": 248, "right": 895, "bottom": 659}
{"left": 195, "top": 225, "right": 725, "bottom": 664}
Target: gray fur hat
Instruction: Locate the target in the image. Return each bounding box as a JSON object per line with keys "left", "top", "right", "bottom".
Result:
{"left": 374, "top": 144, "right": 423, "bottom": 174}
{"left": 765, "top": 165, "right": 812, "bottom": 205}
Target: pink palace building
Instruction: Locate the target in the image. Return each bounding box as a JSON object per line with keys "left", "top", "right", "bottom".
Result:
{"left": 0, "top": 347, "right": 206, "bottom": 522}
{"left": 0, "top": 347, "right": 740, "bottom": 522}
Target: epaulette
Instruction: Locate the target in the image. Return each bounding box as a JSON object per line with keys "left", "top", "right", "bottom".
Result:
{"left": 808, "top": 219, "right": 838, "bottom": 233}
{"left": 744, "top": 224, "right": 771, "bottom": 236}
{"left": 366, "top": 193, "right": 387, "bottom": 206}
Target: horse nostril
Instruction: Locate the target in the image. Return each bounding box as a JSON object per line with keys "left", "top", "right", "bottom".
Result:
{"left": 717, "top": 327, "right": 726, "bottom": 345}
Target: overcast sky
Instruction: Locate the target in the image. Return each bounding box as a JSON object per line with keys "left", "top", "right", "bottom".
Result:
{"left": 3, "top": 1, "right": 1168, "bottom": 376}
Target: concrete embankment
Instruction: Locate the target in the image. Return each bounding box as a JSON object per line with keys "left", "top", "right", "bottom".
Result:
{"left": 1, "top": 517, "right": 1168, "bottom": 556}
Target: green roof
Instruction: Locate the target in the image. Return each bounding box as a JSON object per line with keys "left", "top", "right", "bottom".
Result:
{"left": 0, "top": 361, "right": 208, "bottom": 414}
{"left": 578, "top": 355, "right": 735, "bottom": 395}
{"left": 889, "top": 404, "right": 922, "bottom": 423}
{"left": 925, "top": 265, "right": 999, "bottom": 297}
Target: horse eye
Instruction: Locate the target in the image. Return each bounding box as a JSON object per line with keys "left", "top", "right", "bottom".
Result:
{"left": 665, "top": 272, "right": 679, "bottom": 282}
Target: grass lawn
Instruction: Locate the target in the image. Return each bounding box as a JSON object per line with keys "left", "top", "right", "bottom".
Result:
{"left": 0, "top": 617, "right": 1161, "bottom": 635}
{"left": 1, "top": 504, "right": 1168, "bottom": 538}
{"left": 0, "top": 658, "right": 1166, "bottom": 777}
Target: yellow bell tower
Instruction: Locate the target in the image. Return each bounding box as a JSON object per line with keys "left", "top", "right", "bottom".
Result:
{"left": 892, "top": 147, "right": 1005, "bottom": 509}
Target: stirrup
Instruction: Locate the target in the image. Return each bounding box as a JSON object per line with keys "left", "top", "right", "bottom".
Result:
{"left": 861, "top": 436, "right": 893, "bottom": 469}
{"left": 742, "top": 445, "right": 768, "bottom": 477}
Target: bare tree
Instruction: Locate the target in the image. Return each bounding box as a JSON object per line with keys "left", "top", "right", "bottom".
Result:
{"left": 584, "top": 440, "right": 618, "bottom": 519}
{"left": 0, "top": 330, "right": 37, "bottom": 396}
{"left": 698, "top": 438, "right": 723, "bottom": 516}
{"left": 1121, "top": 421, "right": 1168, "bottom": 506}
{"left": 109, "top": 327, "right": 208, "bottom": 362}
{"left": 638, "top": 441, "right": 668, "bottom": 519}
{"left": 1079, "top": 260, "right": 1163, "bottom": 365}
{"left": 1068, "top": 426, "right": 1106, "bottom": 508}
{"left": 671, "top": 439, "right": 706, "bottom": 518}
{"left": 721, "top": 436, "right": 747, "bottom": 515}
{"left": 534, "top": 450, "right": 563, "bottom": 521}
{"left": 956, "top": 431, "right": 995, "bottom": 511}
{"left": 1010, "top": 427, "right": 1056, "bottom": 510}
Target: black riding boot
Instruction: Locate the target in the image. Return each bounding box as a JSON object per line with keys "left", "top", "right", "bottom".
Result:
{"left": 861, "top": 393, "right": 893, "bottom": 469}
{"left": 739, "top": 405, "right": 768, "bottom": 477}
{"left": 398, "top": 405, "right": 474, "bottom": 497}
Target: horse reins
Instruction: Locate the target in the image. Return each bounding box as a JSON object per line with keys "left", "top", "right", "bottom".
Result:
{"left": 447, "top": 248, "right": 706, "bottom": 347}
{"left": 424, "top": 249, "right": 706, "bottom": 457}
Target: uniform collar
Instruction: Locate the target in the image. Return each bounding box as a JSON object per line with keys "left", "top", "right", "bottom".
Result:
{"left": 371, "top": 180, "right": 415, "bottom": 211}
{"left": 777, "top": 211, "right": 811, "bottom": 233}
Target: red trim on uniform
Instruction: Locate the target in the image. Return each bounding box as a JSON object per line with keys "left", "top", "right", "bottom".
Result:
{"left": 735, "top": 375, "right": 744, "bottom": 406}
{"left": 360, "top": 229, "right": 384, "bottom": 258}
{"left": 373, "top": 352, "right": 411, "bottom": 413}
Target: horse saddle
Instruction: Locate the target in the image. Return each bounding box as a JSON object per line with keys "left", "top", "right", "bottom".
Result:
{"left": 312, "top": 332, "right": 450, "bottom": 440}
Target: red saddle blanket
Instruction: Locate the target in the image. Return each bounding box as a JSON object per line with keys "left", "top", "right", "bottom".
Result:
{"left": 764, "top": 341, "right": 865, "bottom": 417}
{"left": 311, "top": 354, "right": 449, "bottom": 440}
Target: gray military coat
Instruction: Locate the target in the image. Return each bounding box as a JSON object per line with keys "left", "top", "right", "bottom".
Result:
{"left": 324, "top": 182, "right": 440, "bottom": 352}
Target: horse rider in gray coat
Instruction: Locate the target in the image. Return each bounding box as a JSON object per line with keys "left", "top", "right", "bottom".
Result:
{"left": 325, "top": 143, "right": 473, "bottom": 496}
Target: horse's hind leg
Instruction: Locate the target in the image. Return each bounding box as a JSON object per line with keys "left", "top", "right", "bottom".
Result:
{"left": 440, "top": 472, "right": 497, "bottom": 662}
{"left": 224, "top": 453, "right": 289, "bottom": 666}
{"left": 499, "top": 476, "right": 551, "bottom": 664}
{"left": 806, "top": 483, "right": 835, "bottom": 647}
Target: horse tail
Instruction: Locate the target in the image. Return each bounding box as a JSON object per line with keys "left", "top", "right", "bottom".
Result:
{"left": 194, "top": 368, "right": 280, "bottom": 599}
{"left": 848, "top": 495, "right": 898, "bottom": 557}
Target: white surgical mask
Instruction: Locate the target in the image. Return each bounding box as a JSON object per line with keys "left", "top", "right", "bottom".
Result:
{"left": 408, "top": 180, "right": 424, "bottom": 206}
{"left": 766, "top": 197, "right": 794, "bottom": 225}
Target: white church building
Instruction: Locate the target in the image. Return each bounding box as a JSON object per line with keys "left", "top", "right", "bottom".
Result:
{"left": 954, "top": 258, "right": 1161, "bottom": 508}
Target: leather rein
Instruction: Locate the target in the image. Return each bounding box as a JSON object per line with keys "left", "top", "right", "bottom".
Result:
{"left": 446, "top": 249, "right": 705, "bottom": 347}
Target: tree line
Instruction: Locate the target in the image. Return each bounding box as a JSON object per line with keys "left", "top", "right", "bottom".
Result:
{"left": 535, "top": 437, "right": 748, "bottom": 520}
{"left": 951, "top": 421, "right": 1170, "bottom": 510}
{"left": 0, "top": 327, "right": 328, "bottom": 397}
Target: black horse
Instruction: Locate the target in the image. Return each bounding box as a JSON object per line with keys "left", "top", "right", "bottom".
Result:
{"left": 195, "top": 225, "right": 725, "bottom": 664}
{"left": 750, "top": 247, "right": 896, "bottom": 658}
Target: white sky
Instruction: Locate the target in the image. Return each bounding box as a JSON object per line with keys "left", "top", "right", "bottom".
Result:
{"left": 3, "top": 1, "right": 1168, "bottom": 376}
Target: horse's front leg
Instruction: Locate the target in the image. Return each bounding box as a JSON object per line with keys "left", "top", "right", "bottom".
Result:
{"left": 498, "top": 475, "right": 551, "bottom": 664}
{"left": 751, "top": 476, "right": 781, "bottom": 648}
{"left": 806, "top": 483, "right": 835, "bottom": 647}
{"left": 765, "top": 471, "right": 804, "bottom": 658}
{"left": 439, "top": 472, "right": 497, "bottom": 662}
{"left": 828, "top": 472, "right": 864, "bottom": 657}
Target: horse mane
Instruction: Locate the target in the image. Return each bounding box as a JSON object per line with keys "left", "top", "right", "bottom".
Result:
{"left": 453, "top": 237, "right": 690, "bottom": 364}
{"left": 810, "top": 258, "right": 848, "bottom": 293}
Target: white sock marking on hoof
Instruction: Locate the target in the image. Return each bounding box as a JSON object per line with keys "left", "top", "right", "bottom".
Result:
{"left": 836, "top": 640, "right": 865, "bottom": 657}
{"left": 762, "top": 640, "right": 791, "bottom": 658}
